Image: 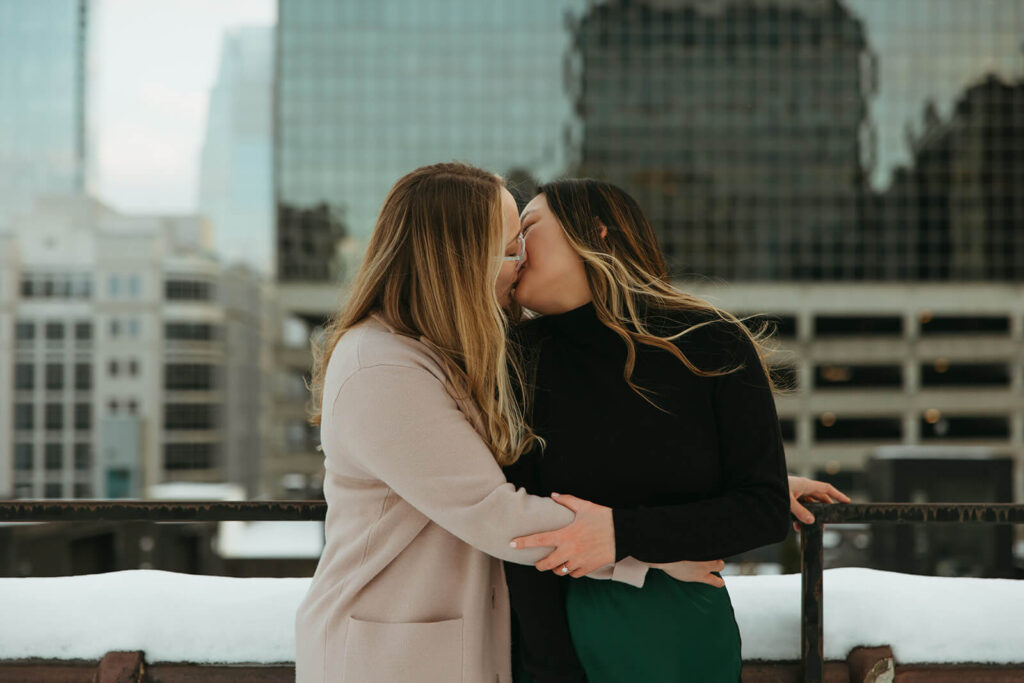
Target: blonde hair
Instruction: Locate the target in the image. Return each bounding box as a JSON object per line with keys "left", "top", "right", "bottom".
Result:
{"left": 306, "top": 162, "right": 538, "bottom": 466}
{"left": 531, "top": 179, "right": 790, "bottom": 409}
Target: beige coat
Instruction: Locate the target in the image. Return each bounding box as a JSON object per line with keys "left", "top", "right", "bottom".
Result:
{"left": 294, "top": 313, "right": 648, "bottom": 683}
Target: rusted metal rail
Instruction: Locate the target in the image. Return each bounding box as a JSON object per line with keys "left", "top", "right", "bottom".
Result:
{"left": 2, "top": 500, "right": 1022, "bottom": 682}
{"left": 798, "top": 502, "right": 1024, "bottom": 683}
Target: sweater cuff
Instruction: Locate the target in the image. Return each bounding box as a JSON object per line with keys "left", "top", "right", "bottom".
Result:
{"left": 612, "top": 507, "right": 640, "bottom": 562}
{"left": 610, "top": 555, "right": 648, "bottom": 588}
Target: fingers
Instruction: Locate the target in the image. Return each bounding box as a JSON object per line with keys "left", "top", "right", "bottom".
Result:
{"left": 827, "top": 484, "right": 852, "bottom": 503}
{"left": 706, "top": 574, "right": 725, "bottom": 588}
{"left": 535, "top": 549, "right": 570, "bottom": 573}
{"left": 790, "top": 498, "right": 815, "bottom": 524}
{"left": 549, "top": 493, "right": 586, "bottom": 512}
{"left": 510, "top": 530, "right": 559, "bottom": 550}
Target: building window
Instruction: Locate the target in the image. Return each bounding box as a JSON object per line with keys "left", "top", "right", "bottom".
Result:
{"left": 128, "top": 319, "right": 140, "bottom": 337}
{"left": 15, "top": 443, "right": 33, "bottom": 471}
{"left": 74, "top": 322, "right": 92, "bottom": 340}
{"left": 920, "top": 414, "right": 1010, "bottom": 440}
{"left": 45, "top": 363, "right": 64, "bottom": 391}
{"left": 44, "top": 483, "right": 63, "bottom": 498}
{"left": 74, "top": 443, "right": 91, "bottom": 470}
{"left": 16, "top": 321, "right": 35, "bottom": 341}
{"left": 919, "top": 315, "right": 1010, "bottom": 336}
{"left": 128, "top": 359, "right": 139, "bottom": 376}
{"left": 109, "top": 399, "right": 118, "bottom": 414}
{"left": 74, "top": 363, "right": 92, "bottom": 390}
{"left": 109, "top": 360, "right": 118, "bottom": 377}
{"left": 73, "top": 483, "right": 92, "bottom": 498}
{"left": 45, "top": 403, "right": 64, "bottom": 430}
{"left": 920, "top": 362, "right": 1011, "bottom": 388}
{"left": 110, "top": 319, "right": 121, "bottom": 337}
{"left": 165, "top": 279, "right": 215, "bottom": 301}
{"left": 165, "top": 363, "right": 216, "bottom": 390}
{"left": 15, "top": 403, "right": 34, "bottom": 430}
{"left": 15, "top": 363, "right": 34, "bottom": 390}
{"left": 164, "top": 442, "right": 218, "bottom": 470}
{"left": 74, "top": 403, "right": 92, "bottom": 430}
{"left": 44, "top": 443, "right": 63, "bottom": 470}
{"left": 128, "top": 275, "right": 141, "bottom": 297}
{"left": 814, "top": 316, "right": 902, "bottom": 337}
{"left": 109, "top": 274, "right": 120, "bottom": 298}
{"left": 815, "top": 364, "right": 903, "bottom": 389}
{"left": 815, "top": 415, "right": 902, "bottom": 442}
{"left": 45, "top": 322, "right": 64, "bottom": 340}
{"left": 165, "top": 322, "right": 218, "bottom": 341}
{"left": 164, "top": 403, "right": 218, "bottom": 430}
{"left": 127, "top": 399, "right": 138, "bottom": 414}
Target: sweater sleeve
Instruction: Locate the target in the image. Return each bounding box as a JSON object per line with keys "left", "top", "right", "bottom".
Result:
{"left": 611, "top": 323, "right": 792, "bottom": 563}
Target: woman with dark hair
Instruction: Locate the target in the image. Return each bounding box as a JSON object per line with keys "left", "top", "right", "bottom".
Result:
{"left": 500, "top": 178, "right": 842, "bottom": 681}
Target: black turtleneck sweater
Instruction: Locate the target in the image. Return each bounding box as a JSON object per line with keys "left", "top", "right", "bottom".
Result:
{"left": 502, "top": 301, "right": 790, "bottom": 683}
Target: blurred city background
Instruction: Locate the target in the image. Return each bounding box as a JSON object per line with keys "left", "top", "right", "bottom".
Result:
{"left": 1, "top": 0, "right": 1023, "bottom": 581}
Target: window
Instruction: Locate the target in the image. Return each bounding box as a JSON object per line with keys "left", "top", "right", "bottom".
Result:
{"left": 15, "top": 363, "right": 34, "bottom": 390}
{"left": 920, "top": 362, "right": 1011, "bottom": 388}
{"left": 74, "top": 364, "right": 92, "bottom": 390}
{"left": 45, "top": 403, "right": 64, "bottom": 430}
{"left": 45, "top": 322, "right": 64, "bottom": 340}
{"left": 74, "top": 403, "right": 91, "bottom": 430}
{"left": 814, "top": 316, "right": 902, "bottom": 337}
{"left": 920, "top": 415, "right": 1010, "bottom": 440}
{"left": 165, "top": 279, "right": 215, "bottom": 301}
{"left": 73, "top": 483, "right": 92, "bottom": 498}
{"left": 164, "top": 442, "right": 218, "bottom": 470}
{"left": 164, "top": 403, "right": 218, "bottom": 430}
{"left": 815, "top": 364, "right": 902, "bottom": 389}
{"left": 15, "top": 403, "right": 34, "bottom": 430}
{"left": 127, "top": 399, "right": 138, "bottom": 415}
{"left": 165, "top": 323, "right": 218, "bottom": 341}
{"left": 128, "top": 319, "right": 140, "bottom": 337}
{"left": 109, "top": 274, "right": 120, "bottom": 297}
{"left": 128, "top": 275, "right": 141, "bottom": 297}
{"left": 16, "top": 321, "right": 35, "bottom": 341}
{"left": 109, "top": 400, "right": 118, "bottom": 414}
{"left": 815, "top": 415, "right": 902, "bottom": 442}
{"left": 109, "top": 360, "right": 118, "bottom": 377}
{"left": 919, "top": 315, "right": 1009, "bottom": 336}
{"left": 44, "top": 483, "right": 63, "bottom": 498}
{"left": 74, "top": 443, "right": 91, "bottom": 470}
{"left": 128, "top": 359, "right": 139, "bottom": 376}
{"left": 74, "top": 322, "right": 92, "bottom": 340}
{"left": 165, "top": 364, "right": 215, "bottom": 390}
{"left": 15, "top": 443, "right": 33, "bottom": 470}
{"left": 45, "top": 363, "right": 64, "bottom": 390}
{"left": 45, "top": 443, "right": 63, "bottom": 470}
{"left": 110, "top": 319, "right": 121, "bottom": 337}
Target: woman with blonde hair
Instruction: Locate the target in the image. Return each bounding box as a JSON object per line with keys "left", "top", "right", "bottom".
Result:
{"left": 292, "top": 163, "right": 722, "bottom": 683}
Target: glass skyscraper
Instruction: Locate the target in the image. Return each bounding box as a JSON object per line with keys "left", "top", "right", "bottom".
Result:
{"left": 274, "top": 0, "right": 584, "bottom": 283}
{"left": 0, "top": 0, "right": 94, "bottom": 231}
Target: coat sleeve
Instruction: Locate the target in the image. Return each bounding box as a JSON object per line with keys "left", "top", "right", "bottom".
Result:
{"left": 611, "top": 323, "right": 792, "bottom": 563}
{"left": 329, "top": 361, "right": 647, "bottom": 582}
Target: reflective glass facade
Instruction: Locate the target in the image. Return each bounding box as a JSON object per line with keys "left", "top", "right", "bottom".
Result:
{"left": 274, "top": 0, "right": 1024, "bottom": 283}
{"left": 274, "top": 0, "right": 583, "bottom": 282}
{"left": 0, "top": 0, "right": 91, "bottom": 230}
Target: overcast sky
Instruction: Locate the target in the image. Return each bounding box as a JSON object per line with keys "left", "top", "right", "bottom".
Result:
{"left": 91, "top": 0, "right": 1023, "bottom": 214}
{"left": 93, "top": 0, "right": 274, "bottom": 214}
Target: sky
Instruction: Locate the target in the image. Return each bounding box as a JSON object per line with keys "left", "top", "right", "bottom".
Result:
{"left": 90, "top": 0, "right": 1024, "bottom": 214}
{"left": 93, "top": 0, "right": 275, "bottom": 214}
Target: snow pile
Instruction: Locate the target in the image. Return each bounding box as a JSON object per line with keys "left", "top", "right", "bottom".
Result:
{"left": 216, "top": 521, "right": 324, "bottom": 559}
{"left": 1, "top": 567, "right": 1022, "bottom": 665}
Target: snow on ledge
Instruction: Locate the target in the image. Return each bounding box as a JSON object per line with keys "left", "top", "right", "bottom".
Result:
{"left": 1, "top": 567, "right": 1022, "bottom": 665}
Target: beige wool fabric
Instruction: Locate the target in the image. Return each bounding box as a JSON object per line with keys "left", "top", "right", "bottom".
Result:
{"left": 294, "top": 313, "right": 648, "bottom": 683}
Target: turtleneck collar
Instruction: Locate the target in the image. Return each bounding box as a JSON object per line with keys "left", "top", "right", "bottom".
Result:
{"left": 542, "top": 300, "right": 616, "bottom": 344}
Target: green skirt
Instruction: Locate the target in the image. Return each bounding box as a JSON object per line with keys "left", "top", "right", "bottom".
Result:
{"left": 515, "top": 569, "right": 741, "bottom": 683}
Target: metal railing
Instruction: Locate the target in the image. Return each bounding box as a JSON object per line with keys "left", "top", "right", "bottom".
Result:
{"left": 798, "top": 502, "right": 1024, "bottom": 683}
{"left": 1, "top": 499, "right": 1022, "bottom": 682}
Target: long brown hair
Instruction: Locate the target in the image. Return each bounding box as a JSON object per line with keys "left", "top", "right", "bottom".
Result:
{"left": 307, "top": 162, "right": 539, "bottom": 466}
{"left": 532, "top": 178, "right": 788, "bottom": 407}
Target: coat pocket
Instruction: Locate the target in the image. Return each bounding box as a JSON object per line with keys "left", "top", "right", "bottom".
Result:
{"left": 342, "top": 616, "right": 463, "bottom": 683}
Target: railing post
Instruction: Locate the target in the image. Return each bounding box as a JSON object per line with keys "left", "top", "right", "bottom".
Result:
{"left": 800, "top": 518, "right": 824, "bottom": 683}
